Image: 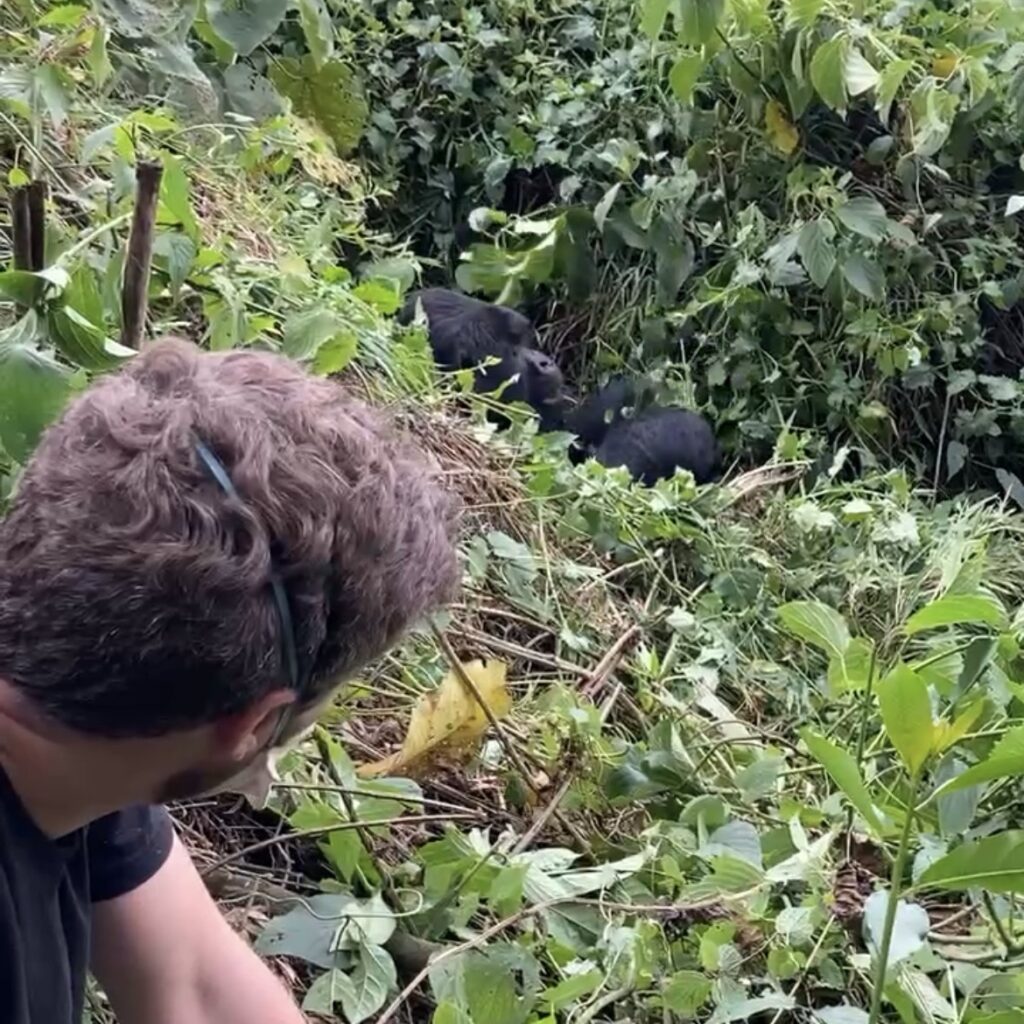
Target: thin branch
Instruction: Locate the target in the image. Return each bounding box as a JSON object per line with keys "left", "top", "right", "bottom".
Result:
{"left": 120, "top": 160, "right": 163, "bottom": 349}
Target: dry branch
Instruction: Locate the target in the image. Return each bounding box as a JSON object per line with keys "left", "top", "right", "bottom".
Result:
{"left": 10, "top": 187, "right": 31, "bottom": 272}
{"left": 121, "top": 160, "right": 163, "bottom": 350}
{"left": 26, "top": 180, "right": 47, "bottom": 271}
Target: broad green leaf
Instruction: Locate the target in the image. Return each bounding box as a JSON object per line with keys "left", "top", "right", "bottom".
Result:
{"left": 876, "top": 59, "right": 913, "bottom": 123}
{"left": 936, "top": 725, "right": 1024, "bottom": 794}
{"left": 159, "top": 154, "right": 199, "bottom": 241}
{"left": 932, "top": 699, "right": 984, "bottom": 754}
{"left": 906, "top": 593, "right": 1008, "bottom": 634}
{"left": 778, "top": 600, "right": 850, "bottom": 659}
{"left": 810, "top": 36, "right": 848, "bottom": 113}
{"left": 817, "top": 1007, "right": 869, "bottom": 1024}
{"left": 663, "top": 970, "right": 713, "bottom": 1017}
{"left": 936, "top": 757, "right": 982, "bottom": 837}
{"left": 836, "top": 196, "right": 888, "bottom": 241}
{"left": 313, "top": 331, "right": 358, "bottom": 376}
{"left": 430, "top": 947, "right": 537, "bottom": 1024}
{"left": 786, "top": 0, "right": 823, "bottom": 28}
{"left": 639, "top": 0, "right": 671, "bottom": 39}
{"left": 206, "top": 0, "right": 288, "bottom": 56}
{"left": 282, "top": 306, "right": 348, "bottom": 361}
{"left": 270, "top": 57, "right": 369, "bottom": 156}
{"left": 679, "top": 0, "right": 725, "bottom": 46}
{"left": 863, "top": 890, "right": 929, "bottom": 968}
{"left": 298, "top": 0, "right": 334, "bottom": 68}
{"left": 709, "top": 995, "right": 795, "bottom": 1024}
{"left": 670, "top": 53, "right": 705, "bottom": 103}
{"left": 0, "top": 269, "right": 49, "bottom": 307}
{"left": 797, "top": 218, "right": 836, "bottom": 287}
{"left": 540, "top": 969, "right": 602, "bottom": 1011}
{"left": 841, "top": 253, "right": 885, "bottom": 302}
{"left": 303, "top": 970, "right": 347, "bottom": 1014}
{"left": 153, "top": 232, "right": 197, "bottom": 298}
{"left": 876, "top": 665, "right": 934, "bottom": 773}
{"left": 845, "top": 47, "right": 880, "bottom": 96}
{"left": 800, "top": 729, "right": 885, "bottom": 835}
{"left": 342, "top": 944, "right": 396, "bottom": 1024}
{"left": 919, "top": 831, "right": 1024, "bottom": 893}
{"left": 0, "top": 311, "right": 72, "bottom": 463}
{"left": 828, "top": 636, "right": 875, "bottom": 693}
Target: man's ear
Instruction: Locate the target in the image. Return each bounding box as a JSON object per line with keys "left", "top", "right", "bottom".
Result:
{"left": 211, "top": 689, "right": 295, "bottom": 760}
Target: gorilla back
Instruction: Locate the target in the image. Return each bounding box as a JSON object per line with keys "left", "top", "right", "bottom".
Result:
{"left": 594, "top": 407, "right": 719, "bottom": 486}
{"left": 398, "top": 288, "right": 536, "bottom": 370}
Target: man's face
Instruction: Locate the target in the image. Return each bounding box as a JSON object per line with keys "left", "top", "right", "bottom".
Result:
{"left": 157, "top": 694, "right": 334, "bottom": 806}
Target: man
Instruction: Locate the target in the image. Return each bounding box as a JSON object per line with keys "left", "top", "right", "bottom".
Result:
{"left": 0, "top": 337, "right": 460, "bottom": 1023}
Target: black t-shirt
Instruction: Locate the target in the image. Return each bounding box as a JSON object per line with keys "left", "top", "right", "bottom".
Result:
{"left": 0, "top": 768, "right": 174, "bottom": 1024}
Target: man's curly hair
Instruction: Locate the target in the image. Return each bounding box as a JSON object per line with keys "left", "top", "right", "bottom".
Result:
{"left": 0, "top": 337, "right": 460, "bottom": 737}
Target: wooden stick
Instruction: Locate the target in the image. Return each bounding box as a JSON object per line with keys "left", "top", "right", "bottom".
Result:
{"left": 121, "top": 160, "right": 163, "bottom": 349}
{"left": 26, "top": 180, "right": 47, "bottom": 271}
{"left": 10, "top": 187, "right": 32, "bottom": 272}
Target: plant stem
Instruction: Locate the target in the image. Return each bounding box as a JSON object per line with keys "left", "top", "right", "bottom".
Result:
{"left": 867, "top": 767, "right": 923, "bottom": 1024}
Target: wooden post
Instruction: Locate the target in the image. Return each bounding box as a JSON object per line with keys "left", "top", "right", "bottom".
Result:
{"left": 26, "top": 180, "right": 47, "bottom": 271}
{"left": 120, "top": 160, "right": 163, "bottom": 350}
{"left": 10, "top": 187, "right": 32, "bottom": 271}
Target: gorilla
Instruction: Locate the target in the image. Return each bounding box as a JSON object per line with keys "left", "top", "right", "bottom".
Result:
{"left": 567, "top": 377, "right": 719, "bottom": 485}
{"left": 398, "top": 288, "right": 566, "bottom": 430}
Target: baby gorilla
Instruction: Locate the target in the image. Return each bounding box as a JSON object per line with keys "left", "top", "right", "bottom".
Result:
{"left": 398, "top": 288, "right": 566, "bottom": 431}
{"left": 567, "top": 376, "right": 719, "bottom": 486}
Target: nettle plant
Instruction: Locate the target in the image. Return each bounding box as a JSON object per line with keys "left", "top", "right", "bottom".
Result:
{"left": 780, "top": 571, "right": 1024, "bottom": 1024}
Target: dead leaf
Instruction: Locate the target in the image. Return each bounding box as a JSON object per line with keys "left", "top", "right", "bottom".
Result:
{"left": 357, "top": 660, "right": 512, "bottom": 778}
{"left": 765, "top": 99, "right": 799, "bottom": 156}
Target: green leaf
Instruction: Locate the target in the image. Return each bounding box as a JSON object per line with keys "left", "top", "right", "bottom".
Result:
{"left": 313, "top": 330, "right": 358, "bottom": 375}
{"left": 919, "top": 831, "right": 1024, "bottom": 893}
{"left": 797, "top": 218, "right": 836, "bottom": 287}
{"left": 540, "top": 969, "right": 602, "bottom": 1011}
{"left": 205, "top": 0, "right": 287, "bottom": 56}
{"left": 778, "top": 600, "right": 850, "bottom": 659}
{"left": 835, "top": 196, "right": 888, "bottom": 241}
{"left": 663, "top": 970, "right": 713, "bottom": 1018}
{"left": 159, "top": 154, "right": 199, "bottom": 241}
{"left": 841, "top": 253, "right": 885, "bottom": 302}
{"left": 670, "top": 53, "right": 705, "bottom": 103}
{"left": 282, "top": 306, "right": 348, "bottom": 361}
{"left": 845, "top": 47, "right": 879, "bottom": 96}
{"left": 810, "top": 36, "right": 848, "bottom": 113}
{"left": 786, "top": 0, "right": 824, "bottom": 28}
{"left": 876, "top": 59, "right": 913, "bottom": 123}
{"left": 801, "top": 728, "right": 885, "bottom": 836}
{"left": 678, "top": 0, "right": 724, "bottom": 46}
{"left": 153, "top": 232, "right": 197, "bottom": 298}
{"left": 270, "top": 57, "right": 368, "bottom": 156}
{"left": 298, "top": 0, "right": 334, "bottom": 68}
{"left": 430, "top": 947, "right": 537, "bottom": 1024}
{"left": 936, "top": 757, "right": 982, "bottom": 837}
{"left": 936, "top": 725, "right": 1024, "bottom": 795}
{"left": 0, "top": 311, "right": 72, "bottom": 463}
{"left": 303, "top": 970, "right": 347, "bottom": 1014}
{"left": 0, "top": 269, "right": 49, "bottom": 308}
{"left": 827, "top": 636, "right": 875, "bottom": 693}
{"left": 906, "top": 593, "right": 1008, "bottom": 634}
{"left": 863, "top": 890, "right": 930, "bottom": 968}
{"left": 876, "top": 665, "right": 934, "bottom": 773}
{"left": 342, "top": 944, "right": 396, "bottom": 1024}
{"left": 639, "top": 0, "right": 671, "bottom": 39}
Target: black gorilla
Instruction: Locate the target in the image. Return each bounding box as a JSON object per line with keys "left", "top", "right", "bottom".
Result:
{"left": 567, "top": 377, "right": 719, "bottom": 485}
{"left": 398, "top": 288, "right": 566, "bottom": 430}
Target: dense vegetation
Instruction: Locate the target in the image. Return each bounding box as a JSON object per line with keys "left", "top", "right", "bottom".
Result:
{"left": 5, "top": 2, "right": 1024, "bottom": 1023}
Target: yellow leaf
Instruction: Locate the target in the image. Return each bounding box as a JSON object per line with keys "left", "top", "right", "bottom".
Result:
{"left": 765, "top": 99, "right": 799, "bottom": 156}
{"left": 932, "top": 52, "right": 959, "bottom": 79}
{"left": 932, "top": 698, "right": 985, "bottom": 754}
{"left": 357, "top": 660, "right": 512, "bottom": 779}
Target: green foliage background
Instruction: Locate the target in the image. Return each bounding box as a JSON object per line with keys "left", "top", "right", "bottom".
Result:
{"left": 5, "top": 2, "right": 1024, "bottom": 1024}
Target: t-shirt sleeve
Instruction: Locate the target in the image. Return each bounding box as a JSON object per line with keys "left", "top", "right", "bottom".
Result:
{"left": 86, "top": 804, "right": 175, "bottom": 903}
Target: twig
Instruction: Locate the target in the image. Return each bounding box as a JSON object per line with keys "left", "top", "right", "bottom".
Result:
{"left": 577, "top": 985, "right": 633, "bottom": 1024}
{"left": 453, "top": 625, "right": 590, "bottom": 677}
{"left": 11, "top": 186, "right": 32, "bottom": 272}
{"left": 581, "top": 623, "right": 640, "bottom": 699}
{"left": 270, "top": 781, "right": 474, "bottom": 816}
{"left": 120, "top": 160, "right": 162, "bottom": 349}
{"left": 511, "top": 775, "right": 574, "bottom": 855}
{"left": 26, "top": 180, "right": 46, "bottom": 271}
{"left": 199, "top": 813, "right": 479, "bottom": 878}
{"left": 984, "top": 892, "right": 1023, "bottom": 955}
{"left": 432, "top": 624, "right": 593, "bottom": 855}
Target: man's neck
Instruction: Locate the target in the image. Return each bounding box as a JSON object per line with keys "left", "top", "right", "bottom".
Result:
{"left": 0, "top": 679, "right": 161, "bottom": 838}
